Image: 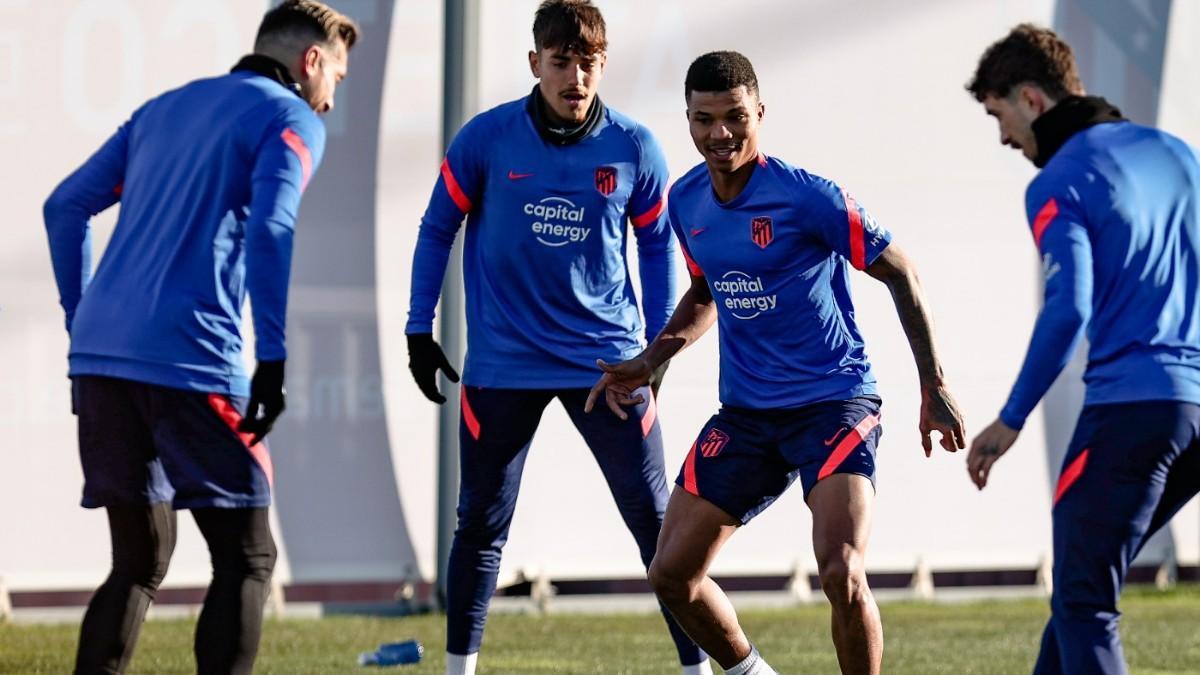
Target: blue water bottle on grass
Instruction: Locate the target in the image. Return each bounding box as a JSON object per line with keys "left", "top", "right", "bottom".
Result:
{"left": 358, "top": 639, "right": 424, "bottom": 667}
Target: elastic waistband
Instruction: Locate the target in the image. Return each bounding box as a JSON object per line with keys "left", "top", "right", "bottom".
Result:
{"left": 721, "top": 395, "right": 882, "bottom": 419}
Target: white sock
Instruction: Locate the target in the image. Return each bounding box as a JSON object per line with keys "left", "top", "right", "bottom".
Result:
{"left": 725, "top": 646, "right": 778, "bottom": 675}
{"left": 683, "top": 660, "right": 714, "bottom": 675}
{"left": 445, "top": 651, "right": 478, "bottom": 675}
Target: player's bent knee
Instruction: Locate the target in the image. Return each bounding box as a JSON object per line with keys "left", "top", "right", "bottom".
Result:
{"left": 647, "top": 558, "right": 695, "bottom": 605}
{"left": 112, "top": 548, "right": 171, "bottom": 590}
{"left": 817, "top": 553, "right": 868, "bottom": 608}
{"left": 247, "top": 537, "right": 278, "bottom": 581}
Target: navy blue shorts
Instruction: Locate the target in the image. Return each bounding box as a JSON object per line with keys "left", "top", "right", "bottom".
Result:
{"left": 74, "top": 376, "right": 273, "bottom": 509}
{"left": 675, "top": 397, "right": 882, "bottom": 523}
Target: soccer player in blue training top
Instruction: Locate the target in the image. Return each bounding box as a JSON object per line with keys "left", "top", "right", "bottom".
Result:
{"left": 42, "top": 2, "right": 355, "bottom": 673}
{"left": 964, "top": 25, "right": 1200, "bottom": 675}
{"left": 405, "top": 1, "right": 708, "bottom": 673}
{"left": 588, "top": 51, "right": 966, "bottom": 675}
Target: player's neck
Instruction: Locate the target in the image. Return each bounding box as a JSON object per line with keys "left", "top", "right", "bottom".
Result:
{"left": 707, "top": 155, "right": 758, "bottom": 204}
{"left": 527, "top": 84, "right": 604, "bottom": 146}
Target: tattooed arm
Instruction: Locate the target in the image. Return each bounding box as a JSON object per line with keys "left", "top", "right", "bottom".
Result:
{"left": 585, "top": 272, "right": 717, "bottom": 419}
{"left": 865, "top": 245, "right": 967, "bottom": 456}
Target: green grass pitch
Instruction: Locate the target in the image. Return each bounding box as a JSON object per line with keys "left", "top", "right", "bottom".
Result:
{"left": 2, "top": 585, "right": 1198, "bottom": 673}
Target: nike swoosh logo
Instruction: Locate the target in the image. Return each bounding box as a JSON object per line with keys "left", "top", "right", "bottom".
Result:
{"left": 823, "top": 429, "right": 847, "bottom": 446}
{"left": 508, "top": 170, "right": 534, "bottom": 180}
{"left": 690, "top": 227, "right": 706, "bottom": 236}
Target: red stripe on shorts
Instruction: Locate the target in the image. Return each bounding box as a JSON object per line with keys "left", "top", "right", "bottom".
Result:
{"left": 682, "top": 440, "right": 699, "bottom": 495}
{"left": 817, "top": 413, "right": 880, "bottom": 481}
{"left": 206, "top": 393, "right": 274, "bottom": 487}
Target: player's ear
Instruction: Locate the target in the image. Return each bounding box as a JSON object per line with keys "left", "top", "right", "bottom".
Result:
{"left": 1017, "top": 84, "right": 1047, "bottom": 116}
{"left": 302, "top": 44, "right": 322, "bottom": 79}
{"left": 757, "top": 100, "right": 765, "bottom": 121}
{"left": 528, "top": 50, "right": 541, "bottom": 78}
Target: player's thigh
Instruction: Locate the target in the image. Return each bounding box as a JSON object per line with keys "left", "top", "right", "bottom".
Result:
{"left": 75, "top": 376, "right": 166, "bottom": 507}
{"left": 808, "top": 473, "right": 874, "bottom": 569}
{"left": 148, "top": 387, "right": 272, "bottom": 509}
{"left": 457, "top": 387, "right": 553, "bottom": 500}
{"left": 560, "top": 386, "right": 667, "bottom": 505}
{"left": 1143, "top": 403, "right": 1200, "bottom": 539}
{"left": 653, "top": 488, "right": 740, "bottom": 581}
{"left": 1051, "top": 402, "right": 1195, "bottom": 603}
{"left": 192, "top": 506, "right": 276, "bottom": 571}
{"left": 674, "top": 409, "right": 794, "bottom": 526}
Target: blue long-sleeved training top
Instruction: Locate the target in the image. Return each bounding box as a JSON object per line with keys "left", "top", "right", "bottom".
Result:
{"left": 1000, "top": 121, "right": 1200, "bottom": 429}
{"left": 44, "top": 63, "right": 325, "bottom": 397}
{"left": 670, "top": 155, "right": 892, "bottom": 409}
{"left": 405, "top": 95, "right": 676, "bottom": 388}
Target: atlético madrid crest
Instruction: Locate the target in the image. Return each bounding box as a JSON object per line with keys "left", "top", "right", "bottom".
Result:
{"left": 751, "top": 216, "right": 774, "bottom": 248}
{"left": 700, "top": 428, "right": 730, "bottom": 458}
{"left": 595, "top": 166, "right": 617, "bottom": 196}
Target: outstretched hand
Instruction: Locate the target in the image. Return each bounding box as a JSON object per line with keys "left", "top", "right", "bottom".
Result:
{"left": 585, "top": 357, "right": 654, "bottom": 420}
{"left": 966, "top": 418, "right": 1019, "bottom": 489}
{"left": 407, "top": 333, "right": 460, "bottom": 404}
{"left": 919, "top": 383, "right": 966, "bottom": 458}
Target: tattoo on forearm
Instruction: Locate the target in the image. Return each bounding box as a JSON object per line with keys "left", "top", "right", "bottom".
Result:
{"left": 889, "top": 274, "right": 943, "bottom": 387}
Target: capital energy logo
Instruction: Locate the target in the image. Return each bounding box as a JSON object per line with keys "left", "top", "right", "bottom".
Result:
{"left": 525, "top": 197, "right": 590, "bottom": 247}
{"left": 711, "top": 270, "right": 777, "bottom": 320}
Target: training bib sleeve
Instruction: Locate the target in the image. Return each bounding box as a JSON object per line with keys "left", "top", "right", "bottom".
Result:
{"left": 407, "top": 116, "right": 489, "bottom": 334}
{"left": 628, "top": 128, "right": 676, "bottom": 340}
{"left": 43, "top": 118, "right": 133, "bottom": 331}
{"left": 244, "top": 107, "right": 326, "bottom": 361}
{"left": 801, "top": 175, "right": 892, "bottom": 271}
{"left": 1000, "top": 168, "right": 1093, "bottom": 430}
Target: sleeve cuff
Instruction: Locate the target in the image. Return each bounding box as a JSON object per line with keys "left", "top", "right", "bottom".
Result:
{"left": 255, "top": 344, "right": 288, "bottom": 362}
{"left": 405, "top": 319, "right": 434, "bottom": 335}
{"left": 998, "top": 404, "right": 1027, "bottom": 431}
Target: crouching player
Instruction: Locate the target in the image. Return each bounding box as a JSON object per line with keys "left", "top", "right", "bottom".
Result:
{"left": 588, "top": 51, "right": 965, "bottom": 675}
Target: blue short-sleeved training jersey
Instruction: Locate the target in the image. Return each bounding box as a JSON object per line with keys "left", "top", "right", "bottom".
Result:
{"left": 669, "top": 155, "right": 892, "bottom": 409}
{"left": 44, "top": 63, "right": 324, "bottom": 396}
{"left": 406, "top": 95, "right": 676, "bottom": 389}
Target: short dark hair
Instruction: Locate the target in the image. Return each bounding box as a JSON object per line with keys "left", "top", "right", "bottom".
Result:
{"left": 685, "top": 51, "right": 759, "bottom": 99}
{"left": 966, "top": 24, "right": 1082, "bottom": 101}
{"left": 532, "top": 0, "right": 607, "bottom": 55}
{"left": 255, "top": 0, "right": 360, "bottom": 52}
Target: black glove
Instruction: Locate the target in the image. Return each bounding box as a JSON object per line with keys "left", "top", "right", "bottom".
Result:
{"left": 407, "top": 333, "right": 460, "bottom": 404}
{"left": 238, "top": 359, "right": 286, "bottom": 446}
{"left": 648, "top": 359, "right": 670, "bottom": 399}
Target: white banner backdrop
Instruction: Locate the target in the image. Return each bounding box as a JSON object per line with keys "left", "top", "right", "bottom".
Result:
{"left": 3, "top": 0, "right": 1196, "bottom": 596}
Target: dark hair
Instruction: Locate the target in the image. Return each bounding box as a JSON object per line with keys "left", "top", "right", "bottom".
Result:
{"left": 532, "top": 0, "right": 607, "bottom": 55}
{"left": 685, "top": 51, "right": 759, "bottom": 99}
{"left": 966, "top": 24, "right": 1082, "bottom": 101}
{"left": 255, "top": 0, "right": 360, "bottom": 52}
